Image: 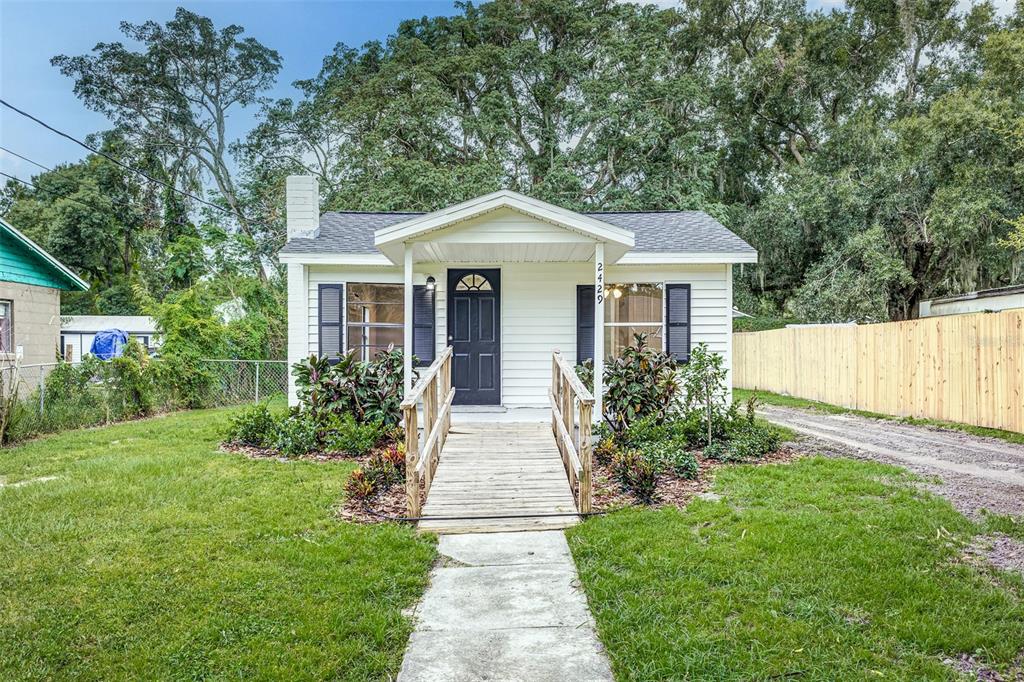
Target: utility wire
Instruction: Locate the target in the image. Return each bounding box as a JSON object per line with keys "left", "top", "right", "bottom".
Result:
{"left": 0, "top": 170, "right": 147, "bottom": 217}
{"left": 0, "top": 145, "right": 52, "bottom": 172}
{"left": 1, "top": 98, "right": 233, "bottom": 216}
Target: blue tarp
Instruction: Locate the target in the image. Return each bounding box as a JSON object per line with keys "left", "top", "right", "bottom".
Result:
{"left": 90, "top": 329, "right": 129, "bottom": 360}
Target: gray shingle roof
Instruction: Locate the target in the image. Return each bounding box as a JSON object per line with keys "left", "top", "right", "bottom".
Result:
{"left": 279, "top": 210, "right": 755, "bottom": 255}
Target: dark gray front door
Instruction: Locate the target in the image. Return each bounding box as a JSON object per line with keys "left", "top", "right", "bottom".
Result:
{"left": 447, "top": 268, "right": 500, "bottom": 405}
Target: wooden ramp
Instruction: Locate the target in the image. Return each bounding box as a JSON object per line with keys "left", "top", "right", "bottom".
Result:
{"left": 418, "top": 422, "right": 580, "bottom": 534}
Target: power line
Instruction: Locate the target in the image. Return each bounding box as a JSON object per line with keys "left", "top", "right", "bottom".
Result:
{"left": 0, "top": 98, "right": 233, "bottom": 216}
{"left": 0, "top": 145, "right": 52, "bottom": 172}
{"left": 0, "top": 170, "right": 150, "bottom": 218}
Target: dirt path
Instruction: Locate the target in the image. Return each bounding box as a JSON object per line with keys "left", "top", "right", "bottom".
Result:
{"left": 760, "top": 406, "right": 1024, "bottom": 520}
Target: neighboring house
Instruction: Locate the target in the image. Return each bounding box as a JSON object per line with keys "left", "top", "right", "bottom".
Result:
{"left": 280, "top": 177, "right": 757, "bottom": 418}
{"left": 0, "top": 216, "right": 89, "bottom": 366}
{"left": 919, "top": 284, "right": 1024, "bottom": 318}
{"left": 60, "top": 315, "right": 161, "bottom": 362}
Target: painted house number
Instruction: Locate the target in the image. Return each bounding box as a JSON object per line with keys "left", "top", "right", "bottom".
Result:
{"left": 596, "top": 261, "right": 604, "bottom": 304}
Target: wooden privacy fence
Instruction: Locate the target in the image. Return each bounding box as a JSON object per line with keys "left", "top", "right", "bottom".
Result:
{"left": 549, "top": 350, "right": 594, "bottom": 513}
{"left": 733, "top": 310, "right": 1024, "bottom": 433}
{"left": 402, "top": 346, "right": 455, "bottom": 517}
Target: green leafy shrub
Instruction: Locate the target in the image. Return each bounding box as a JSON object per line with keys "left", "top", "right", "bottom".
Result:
{"left": 603, "top": 333, "right": 680, "bottom": 433}
{"left": 643, "top": 441, "right": 699, "bottom": 479}
{"left": 105, "top": 340, "right": 156, "bottom": 418}
{"left": 292, "top": 346, "right": 411, "bottom": 429}
{"left": 727, "top": 422, "right": 781, "bottom": 461}
{"left": 702, "top": 442, "right": 729, "bottom": 461}
{"left": 679, "top": 343, "right": 734, "bottom": 446}
{"left": 324, "top": 414, "right": 384, "bottom": 456}
{"left": 575, "top": 359, "right": 594, "bottom": 394}
{"left": 611, "top": 448, "right": 658, "bottom": 503}
{"left": 274, "top": 413, "right": 320, "bottom": 456}
{"left": 226, "top": 403, "right": 280, "bottom": 447}
{"left": 365, "top": 452, "right": 402, "bottom": 488}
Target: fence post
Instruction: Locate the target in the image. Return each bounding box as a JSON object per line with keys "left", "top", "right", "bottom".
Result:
{"left": 39, "top": 369, "right": 45, "bottom": 417}
{"left": 254, "top": 362, "right": 260, "bottom": 403}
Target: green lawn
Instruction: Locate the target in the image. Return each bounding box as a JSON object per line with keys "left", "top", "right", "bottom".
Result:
{"left": 568, "top": 457, "right": 1024, "bottom": 681}
{"left": 0, "top": 407, "right": 436, "bottom": 681}
{"left": 736, "top": 387, "right": 1024, "bottom": 445}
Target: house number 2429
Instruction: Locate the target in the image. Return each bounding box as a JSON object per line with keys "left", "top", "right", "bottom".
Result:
{"left": 596, "top": 261, "right": 604, "bottom": 304}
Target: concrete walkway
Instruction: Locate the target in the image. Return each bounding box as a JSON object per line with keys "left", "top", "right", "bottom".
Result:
{"left": 398, "top": 531, "right": 613, "bottom": 682}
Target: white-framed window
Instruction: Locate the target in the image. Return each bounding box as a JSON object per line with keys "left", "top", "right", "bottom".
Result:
{"left": 346, "top": 283, "right": 404, "bottom": 361}
{"left": 0, "top": 300, "right": 12, "bottom": 353}
{"left": 603, "top": 282, "right": 663, "bottom": 357}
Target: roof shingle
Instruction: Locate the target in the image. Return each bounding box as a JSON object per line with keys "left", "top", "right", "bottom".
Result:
{"left": 279, "top": 209, "right": 754, "bottom": 255}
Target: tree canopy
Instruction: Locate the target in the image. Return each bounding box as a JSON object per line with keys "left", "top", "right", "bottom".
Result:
{"left": 2, "top": 0, "right": 1022, "bottom": 328}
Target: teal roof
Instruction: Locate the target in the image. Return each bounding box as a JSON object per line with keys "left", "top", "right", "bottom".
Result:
{"left": 0, "top": 217, "right": 89, "bottom": 291}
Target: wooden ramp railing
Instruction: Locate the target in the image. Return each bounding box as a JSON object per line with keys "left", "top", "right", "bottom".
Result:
{"left": 401, "top": 347, "right": 454, "bottom": 517}
{"left": 549, "top": 350, "right": 594, "bottom": 514}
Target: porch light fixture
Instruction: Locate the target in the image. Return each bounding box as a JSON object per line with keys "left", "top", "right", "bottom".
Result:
{"left": 426, "top": 276, "right": 436, "bottom": 290}
{"left": 612, "top": 287, "right": 623, "bottom": 299}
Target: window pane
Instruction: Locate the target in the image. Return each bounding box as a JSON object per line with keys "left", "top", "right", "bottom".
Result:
{"left": 346, "top": 325, "right": 404, "bottom": 360}
{"left": 456, "top": 274, "right": 492, "bottom": 291}
{"left": 604, "top": 325, "right": 663, "bottom": 359}
{"left": 0, "top": 301, "right": 10, "bottom": 352}
{"left": 346, "top": 283, "right": 404, "bottom": 324}
{"left": 604, "top": 283, "right": 662, "bottom": 324}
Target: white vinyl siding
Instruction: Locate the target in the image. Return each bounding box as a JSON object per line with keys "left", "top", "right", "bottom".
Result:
{"left": 289, "top": 261, "right": 731, "bottom": 409}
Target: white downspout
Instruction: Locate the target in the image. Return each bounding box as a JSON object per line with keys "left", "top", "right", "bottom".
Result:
{"left": 593, "top": 242, "right": 605, "bottom": 424}
{"left": 403, "top": 244, "right": 414, "bottom": 395}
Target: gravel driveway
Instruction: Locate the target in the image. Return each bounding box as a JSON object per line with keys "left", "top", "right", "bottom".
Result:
{"left": 760, "top": 406, "right": 1024, "bottom": 521}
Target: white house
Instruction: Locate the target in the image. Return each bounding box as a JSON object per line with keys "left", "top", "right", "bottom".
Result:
{"left": 60, "top": 315, "right": 160, "bottom": 362}
{"left": 919, "top": 284, "right": 1024, "bottom": 318}
{"left": 280, "top": 176, "right": 757, "bottom": 420}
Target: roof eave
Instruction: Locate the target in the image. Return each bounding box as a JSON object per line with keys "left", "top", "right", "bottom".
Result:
{"left": 1, "top": 217, "right": 90, "bottom": 291}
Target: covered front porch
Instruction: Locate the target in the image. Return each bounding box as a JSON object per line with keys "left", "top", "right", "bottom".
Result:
{"left": 374, "top": 191, "right": 638, "bottom": 422}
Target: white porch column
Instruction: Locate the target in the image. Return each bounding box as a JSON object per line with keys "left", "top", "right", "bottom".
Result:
{"left": 593, "top": 242, "right": 605, "bottom": 423}
{"left": 403, "top": 244, "right": 414, "bottom": 395}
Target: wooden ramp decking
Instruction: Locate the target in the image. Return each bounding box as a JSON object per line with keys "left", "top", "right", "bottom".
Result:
{"left": 417, "top": 422, "right": 580, "bottom": 534}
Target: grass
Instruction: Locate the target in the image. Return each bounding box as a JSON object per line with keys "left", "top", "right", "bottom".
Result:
{"left": 0, "top": 406, "right": 436, "bottom": 681}
{"left": 568, "top": 457, "right": 1024, "bottom": 680}
{"left": 736, "top": 387, "right": 1024, "bottom": 445}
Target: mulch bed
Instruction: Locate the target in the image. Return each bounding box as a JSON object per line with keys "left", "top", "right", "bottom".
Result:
{"left": 223, "top": 440, "right": 804, "bottom": 523}
{"left": 592, "top": 445, "right": 804, "bottom": 512}
{"left": 221, "top": 442, "right": 376, "bottom": 466}
{"left": 221, "top": 441, "right": 414, "bottom": 522}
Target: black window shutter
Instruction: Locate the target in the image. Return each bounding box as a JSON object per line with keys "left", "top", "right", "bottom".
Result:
{"left": 412, "top": 284, "right": 435, "bottom": 366}
{"left": 318, "top": 284, "right": 344, "bottom": 362}
{"left": 666, "top": 284, "right": 691, "bottom": 362}
{"left": 576, "top": 285, "right": 595, "bottom": 365}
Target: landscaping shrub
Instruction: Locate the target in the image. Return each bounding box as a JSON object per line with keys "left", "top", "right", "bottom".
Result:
{"left": 292, "top": 346, "right": 411, "bottom": 429}
{"left": 643, "top": 441, "right": 699, "bottom": 479}
{"left": 611, "top": 448, "right": 658, "bottom": 503}
{"left": 603, "top": 333, "right": 680, "bottom": 433}
{"left": 274, "top": 412, "right": 320, "bottom": 456}
{"left": 379, "top": 443, "right": 406, "bottom": 480}
{"left": 324, "top": 414, "right": 384, "bottom": 456}
{"left": 365, "top": 452, "right": 402, "bottom": 488}
{"left": 726, "top": 422, "right": 781, "bottom": 461}
{"left": 594, "top": 436, "right": 617, "bottom": 465}
{"left": 678, "top": 343, "right": 733, "bottom": 446}
{"left": 226, "top": 403, "right": 280, "bottom": 447}
{"left": 344, "top": 468, "right": 377, "bottom": 502}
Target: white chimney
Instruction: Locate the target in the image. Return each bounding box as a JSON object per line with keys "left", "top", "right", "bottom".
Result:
{"left": 286, "top": 175, "right": 320, "bottom": 240}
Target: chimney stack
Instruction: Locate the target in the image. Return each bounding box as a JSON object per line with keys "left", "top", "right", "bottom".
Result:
{"left": 286, "top": 175, "right": 320, "bottom": 240}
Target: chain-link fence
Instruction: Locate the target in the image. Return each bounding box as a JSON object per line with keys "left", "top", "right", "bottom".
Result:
{"left": 0, "top": 358, "right": 289, "bottom": 446}
{"left": 197, "top": 359, "right": 289, "bottom": 406}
